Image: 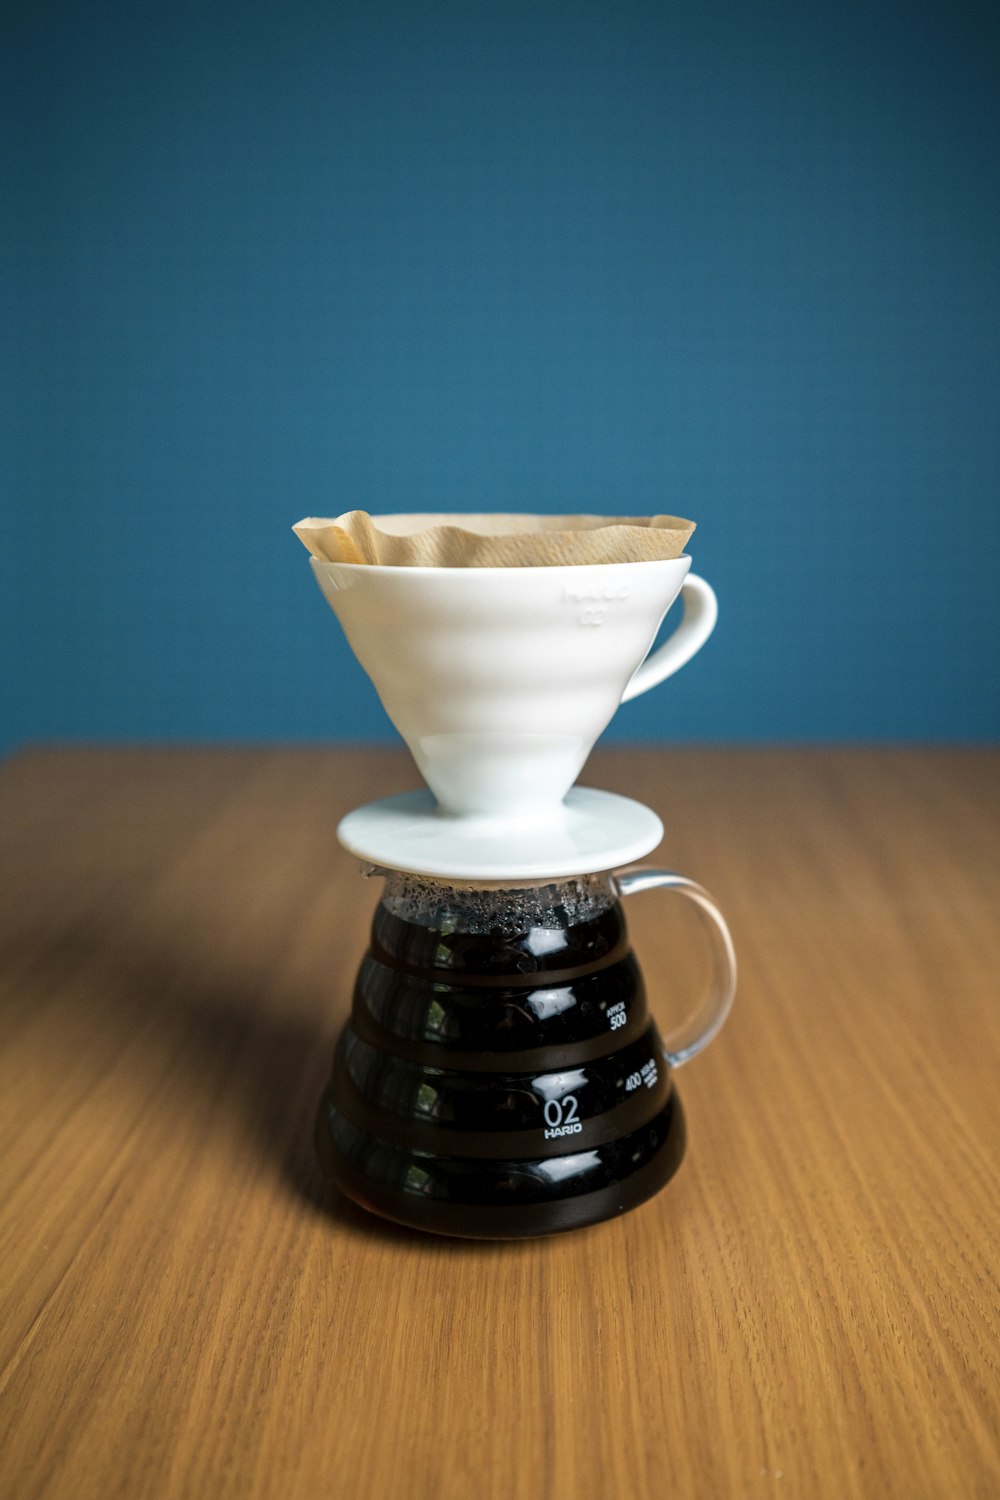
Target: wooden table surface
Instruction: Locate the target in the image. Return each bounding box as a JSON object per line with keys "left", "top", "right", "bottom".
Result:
{"left": 1, "top": 747, "right": 997, "bottom": 1500}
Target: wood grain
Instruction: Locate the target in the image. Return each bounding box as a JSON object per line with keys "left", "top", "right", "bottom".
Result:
{"left": 0, "top": 747, "right": 997, "bottom": 1500}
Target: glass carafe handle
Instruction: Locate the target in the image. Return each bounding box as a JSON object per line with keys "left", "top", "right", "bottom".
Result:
{"left": 614, "top": 867, "right": 737, "bottom": 1067}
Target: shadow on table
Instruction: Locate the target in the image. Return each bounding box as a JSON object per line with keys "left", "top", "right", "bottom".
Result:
{"left": 0, "top": 903, "right": 526, "bottom": 1256}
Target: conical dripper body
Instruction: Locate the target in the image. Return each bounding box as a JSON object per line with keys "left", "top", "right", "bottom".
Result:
{"left": 309, "top": 556, "right": 694, "bottom": 818}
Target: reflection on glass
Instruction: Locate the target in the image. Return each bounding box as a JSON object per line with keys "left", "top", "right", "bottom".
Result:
{"left": 415, "top": 1082, "right": 440, "bottom": 1118}
{"left": 536, "top": 1151, "right": 601, "bottom": 1184}
{"left": 403, "top": 1163, "right": 433, "bottom": 1194}
{"left": 526, "top": 928, "right": 567, "bottom": 957}
{"left": 532, "top": 1069, "right": 587, "bottom": 1103}
{"left": 425, "top": 998, "right": 447, "bottom": 1036}
{"left": 527, "top": 988, "right": 576, "bottom": 1022}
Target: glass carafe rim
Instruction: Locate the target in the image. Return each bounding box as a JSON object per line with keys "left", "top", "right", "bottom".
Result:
{"left": 368, "top": 866, "right": 618, "bottom": 935}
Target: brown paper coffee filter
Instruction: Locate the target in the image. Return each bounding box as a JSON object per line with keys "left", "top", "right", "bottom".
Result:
{"left": 292, "top": 511, "right": 695, "bottom": 567}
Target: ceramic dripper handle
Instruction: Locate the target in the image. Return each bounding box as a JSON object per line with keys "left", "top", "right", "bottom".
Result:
{"left": 614, "top": 868, "right": 737, "bottom": 1067}
{"left": 620, "top": 574, "right": 718, "bottom": 703}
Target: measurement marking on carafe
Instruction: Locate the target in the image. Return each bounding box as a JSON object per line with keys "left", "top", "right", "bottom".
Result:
{"left": 625, "top": 1058, "right": 658, "bottom": 1092}
{"left": 543, "top": 1094, "right": 582, "bottom": 1138}
{"left": 607, "top": 1002, "right": 626, "bottom": 1031}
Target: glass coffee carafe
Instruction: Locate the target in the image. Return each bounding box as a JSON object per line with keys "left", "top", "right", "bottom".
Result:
{"left": 316, "top": 865, "right": 735, "bottom": 1239}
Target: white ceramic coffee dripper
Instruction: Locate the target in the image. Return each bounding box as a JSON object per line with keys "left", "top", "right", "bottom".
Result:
{"left": 310, "top": 553, "right": 716, "bottom": 825}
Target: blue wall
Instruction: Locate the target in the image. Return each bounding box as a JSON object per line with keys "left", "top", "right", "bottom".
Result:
{"left": 5, "top": 0, "right": 999, "bottom": 752}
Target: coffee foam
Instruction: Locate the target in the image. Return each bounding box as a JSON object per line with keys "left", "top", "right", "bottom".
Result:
{"left": 378, "top": 871, "right": 616, "bottom": 934}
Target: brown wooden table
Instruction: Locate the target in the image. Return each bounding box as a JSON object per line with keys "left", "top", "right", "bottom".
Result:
{"left": 1, "top": 747, "right": 997, "bottom": 1500}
